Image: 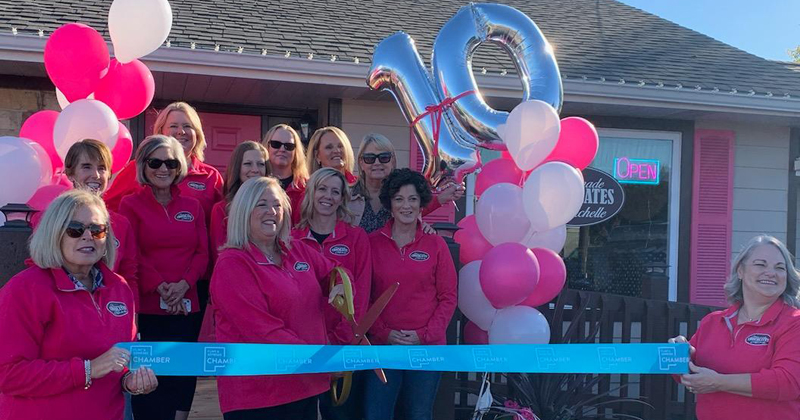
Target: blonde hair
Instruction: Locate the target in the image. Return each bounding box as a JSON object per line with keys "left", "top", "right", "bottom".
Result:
{"left": 262, "top": 124, "right": 308, "bottom": 189}
{"left": 297, "top": 168, "right": 354, "bottom": 229}
{"left": 64, "top": 139, "right": 114, "bottom": 178}
{"left": 224, "top": 177, "right": 292, "bottom": 251}
{"left": 29, "top": 189, "right": 116, "bottom": 269}
{"left": 307, "top": 126, "right": 355, "bottom": 176}
{"left": 135, "top": 135, "right": 188, "bottom": 186}
{"left": 724, "top": 235, "right": 800, "bottom": 308}
{"left": 152, "top": 102, "right": 207, "bottom": 162}
{"left": 354, "top": 132, "right": 396, "bottom": 199}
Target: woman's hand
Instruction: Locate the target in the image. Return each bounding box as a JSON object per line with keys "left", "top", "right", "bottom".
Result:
{"left": 90, "top": 347, "right": 130, "bottom": 379}
{"left": 681, "top": 362, "right": 721, "bottom": 394}
{"left": 668, "top": 335, "right": 696, "bottom": 357}
{"left": 388, "top": 330, "right": 420, "bottom": 345}
{"left": 421, "top": 221, "right": 436, "bottom": 235}
{"left": 124, "top": 367, "right": 158, "bottom": 395}
{"left": 157, "top": 282, "right": 170, "bottom": 299}
{"left": 328, "top": 284, "right": 345, "bottom": 304}
{"left": 166, "top": 301, "right": 188, "bottom": 316}
{"left": 437, "top": 182, "right": 466, "bottom": 204}
{"left": 400, "top": 330, "right": 421, "bottom": 345}
{"left": 164, "top": 280, "right": 190, "bottom": 306}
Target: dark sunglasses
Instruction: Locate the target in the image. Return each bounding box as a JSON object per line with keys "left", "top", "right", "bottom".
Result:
{"left": 362, "top": 152, "right": 392, "bottom": 164}
{"left": 146, "top": 158, "right": 180, "bottom": 170}
{"left": 65, "top": 221, "right": 108, "bottom": 239}
{"left": 268, "top": 140, "right": 296, "bottom": 151}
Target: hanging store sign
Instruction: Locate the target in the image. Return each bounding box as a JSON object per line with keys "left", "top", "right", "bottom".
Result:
{"left": 568, "top": 168, "right": 625, "bottom": 227}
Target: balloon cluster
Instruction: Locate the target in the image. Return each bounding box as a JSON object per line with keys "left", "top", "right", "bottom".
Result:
{"left": 455, "top": 105, "right": 599, "bottom": 345}
{"left": 0, "top": 0, "right": 171, "bottom": 215}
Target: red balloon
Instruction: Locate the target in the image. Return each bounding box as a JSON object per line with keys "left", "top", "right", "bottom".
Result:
{"left": 475, "top": 157, "right": 525, "bottom": 196}
{"left": 480, "top": 243, "right": 540, "bottom": 309}
{"left": 111, "top": 124, "right": 134, "bottom": 173}
{"left": 520, "top": 248, "right": 567, "bottom": 307}
{"left": 94, "top": 59, "right": 155, "bottom": 120}
{"left": 27, "top": 184, "right": 70, "bottom": 211}
{"left": 463, "top": 320, "right": 489, "bottom": 344}
{"left": 454, "top": 215, "right": 493, "bottom": 265}
{"left": 44, "top": 23, "right": 110, "bottom": 102}
{"left": 20, "top": 111, "right": 62, "bottom": 172}
{"left": 542, "top": 117, "right": 599, "bottom": 170}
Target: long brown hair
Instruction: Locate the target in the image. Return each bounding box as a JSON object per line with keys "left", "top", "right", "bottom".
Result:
{"left": 223, "top": 141, "right": 270, "bottom": 205}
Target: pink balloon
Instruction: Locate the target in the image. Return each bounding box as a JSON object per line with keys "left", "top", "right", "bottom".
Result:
{"left": 480, "top": 243, "right": 540, "bottom": 309}
{"left": 543, "top": 117, "right": 599, "bottom": 170}
{"left": 454, "top": 215, "right": 493, "bottom": 265}
{"left": 19, "top": 111, "right": 62, "bottom": 172}
{"left": 52, "top": 172, "right": 73, "bottom": 187}
{"left": 94, "top": 59, "right": 155, "bottom": 120}
{"left": 44, "top": 23, "right": 110, "bottom": 102}
{"left": 463, "top": 320, "right": 489, "bottom": 344}
{"left": 520, "top": 248, "right": 567, "bottom": 307}
{"left": 27, "top": 184, "right": 70, "bottom": 211}
{"left": 475, "top": 157, "right": 525, "bottom": 196}
{"left": 111, "top": 124, "right": 134, "bottom": 173}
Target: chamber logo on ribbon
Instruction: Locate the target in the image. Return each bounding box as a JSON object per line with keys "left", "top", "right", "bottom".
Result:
{"left": 408, "top": 349, "right": 444, "bottom": 368}
{"left": 130, "top": 345, "right": 171, "bottom": 368}
{"left": 472, "top": 348, "right": 508, "bottom": 370}
{"left": 275, "top": 350, "right": 313, "bottom": 372}
{"left": 342, "top": 349, "right": 380, "bottom": 370}
{"left": 535, "top": 348, "right": 570, "bottom": 370}
{"left": 656, "top": 346, "right": 688, "bottom": 371}
{"left": 597, "top": 347, "right": 632, "bottom": 370}
{"left": 204, "top": 347, "right": 234, "bottom": 373}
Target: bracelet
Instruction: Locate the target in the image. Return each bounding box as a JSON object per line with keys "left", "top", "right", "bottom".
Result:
{"left": 121, "top": 371, "right": 136, "bottom": 394}
{"left": 83, "top": 360, "right": 92, "bottom": 390}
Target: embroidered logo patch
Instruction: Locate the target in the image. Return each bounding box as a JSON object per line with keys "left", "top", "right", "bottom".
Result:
{"left": 114, "top": 238, "right": 121, "bottom": 249}
{"left": 409, "top": 251, "right": 430, "bottom": 261}
{"left": 745, "top": 333, "right": 770, "bottom": 346}
{"left": 187, "top": 181, "right": 206, "bottom": 191}
{"left": 106, "top": 302, "right": 129, "bottom": 317}
{"left": 175, "top": 211, "right": 194, "bottom": 222}
{"left": 329, "top": 245, "right": 350, "bottom": 256}
{"left": 294, "top": 262, "right": 310, "bottom": 272}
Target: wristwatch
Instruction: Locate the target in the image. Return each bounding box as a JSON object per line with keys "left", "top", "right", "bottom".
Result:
{"left": 83, "top": 359, "right": 92, "bottom": 389}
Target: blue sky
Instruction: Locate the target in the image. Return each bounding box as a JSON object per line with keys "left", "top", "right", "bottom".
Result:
{"left": 617, "top": 0, "right": 800, "bottom": 61}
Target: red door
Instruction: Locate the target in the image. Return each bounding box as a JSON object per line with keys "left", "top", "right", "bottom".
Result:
{"left": 145, "top": 111, "right": 262, "bottom": 174}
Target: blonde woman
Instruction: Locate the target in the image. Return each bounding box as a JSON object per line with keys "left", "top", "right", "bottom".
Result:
{"left": 307, "top": 126, "right": 357, "bottom": 185}
{"left": 263, "top": 124, "right": 309, "bottom": 226}
{"left": 0, "top": 190, "right": 156, "bottom": 420}
{"left": 211, "top": 177, "right": 347, "bottom": 419}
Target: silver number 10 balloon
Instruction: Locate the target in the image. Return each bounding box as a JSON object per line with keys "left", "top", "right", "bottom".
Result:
{"left": 367, "top": 3, "right": 562, "bottom": 184}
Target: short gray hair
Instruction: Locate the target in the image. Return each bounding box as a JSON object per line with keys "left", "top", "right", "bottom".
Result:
{"left": 724, "top": 235, "right": 800, "bottom": 308}
{"left": 135, "top": 135, "right": 188, "bottom": 186}
{"left": 224, "top": 176, "right": 292, "bottom": 252}
{"left": 29, "top": 189, "right": 116, "bottom": 269}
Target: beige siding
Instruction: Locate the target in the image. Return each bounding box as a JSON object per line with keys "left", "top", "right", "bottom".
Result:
{"left": 695, "top": 121, "right": 791, "bottom": 258}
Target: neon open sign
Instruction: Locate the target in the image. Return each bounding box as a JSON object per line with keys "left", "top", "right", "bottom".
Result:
{"left": 613, "top": 157, "right": 660, "bottom": 185}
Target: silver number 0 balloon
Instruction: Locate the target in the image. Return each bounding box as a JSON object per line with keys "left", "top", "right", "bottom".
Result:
{"left": 368, "top": 3, "right": 562, "bottom": 184}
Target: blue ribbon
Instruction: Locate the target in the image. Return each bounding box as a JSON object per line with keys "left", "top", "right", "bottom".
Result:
{"left": 117, "top": 342, "right": 689, "bottom": 376}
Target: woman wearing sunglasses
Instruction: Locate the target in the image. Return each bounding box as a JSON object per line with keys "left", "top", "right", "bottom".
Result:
{"left": 118, "top": 135, "right": 209, "bottom": 420}
{"left": 0, "top": 189, "right": 158, "bottom": 420}
{"left": 262, "top": 124, "right": 309, "bottom": 226}
{"left": 352, "top": 133, "right": 466, "bottom": 233}
{"left": 291, "top": 168, "right": 372, "bottom": 420}
{"left": 210, "top": 141, "right": 270, "bottom": 264}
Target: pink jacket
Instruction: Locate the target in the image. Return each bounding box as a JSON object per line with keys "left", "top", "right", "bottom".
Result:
{"left": 209, "top": 200, "right": 228, "bottom": 265}
{"left": 118, "top": 186, "right": 208, "bottom": 314}
{"left": 367, "top": 220, "right": 457, "bottom": 345}
{"left": 211, "top": 240, "right": 345, "bottom": 412}
{"left": 686, "top": 299, "right": 800, "bottom": 419}
{"left": 292, "top": 221, "right": 372, "bottom": 344}
{"left": 0, "top": 263, "right": 136, "bottom": 420}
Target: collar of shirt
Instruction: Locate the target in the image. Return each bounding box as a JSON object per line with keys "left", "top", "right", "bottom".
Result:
{"left": 66, "top": 266, "right": 104, "bottom": 292}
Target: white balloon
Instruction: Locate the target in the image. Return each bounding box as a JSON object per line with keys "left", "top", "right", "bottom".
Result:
{"left": 522, "top": 162, "right": 584, "bottom": 232}
{"left": 457, "top": 261, "right": 498, "bottom": 331}
{"left": 0, "top": 137, "right": 46, "bottom": 205}
{"left": 475, "top": 182, "right": 531, "bottom": 246}
{"left": 503, "top": 100, "right": 560, "bottom": 171}
{"left": 56, "top": 88, "right": 94, "bottom": 110}
{"left": 488, "top": 306, "right": 550, "bottom": 344}
{"left": 109, "top": 0, "right": 173, "bottom": 63}
{"left": 520, "top": 225, "right": 567, "bottom": 253}
{"left": 53, "top": 99, "right": 119, "bottom": 161}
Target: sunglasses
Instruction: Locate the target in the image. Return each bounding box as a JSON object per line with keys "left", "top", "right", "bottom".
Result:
{"left": 65, "top": 221, "right": 108, "bottom": 239}
{"left": 362, "top": 152, "right": 392, "bottom": 164}
{"left": 268, "top": 140, "right": 296, "bottom": 151}
{"left": 146, "top": 158, "right": 180, "bottom": 170}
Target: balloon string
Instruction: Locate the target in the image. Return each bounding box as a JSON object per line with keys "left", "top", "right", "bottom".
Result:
{"left": 410, "top": 90, "right": 475, "bottom": 164}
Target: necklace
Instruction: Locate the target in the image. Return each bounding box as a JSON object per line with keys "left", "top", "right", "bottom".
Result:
{"left": 740, "top": 308, "right": 762, "bottom": 323}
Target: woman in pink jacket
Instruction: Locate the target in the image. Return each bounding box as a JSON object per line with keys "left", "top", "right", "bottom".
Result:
{"left": 365, "top": 168, "right": 458, "bottom": 420}
{"left": 0, "top": 190, "right": 157, "bottom": 420}
{"left": 211, "top": 176, "right": 346, "bottom": 419}
{"left": 118, "top": 135, "right": 209, "bottom": 420}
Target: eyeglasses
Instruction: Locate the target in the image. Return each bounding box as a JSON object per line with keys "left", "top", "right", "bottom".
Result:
{"left": 146, "top": 158, "right": 180, "bottom": 170}
{"left": 65, "top": 221, "right": 108, "bottom": 239}
{"left": 268, "top": 141, "right": 296, "bottom": 151}
{"left": 362, "top": 152, "right": 392, "bottom": 164}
